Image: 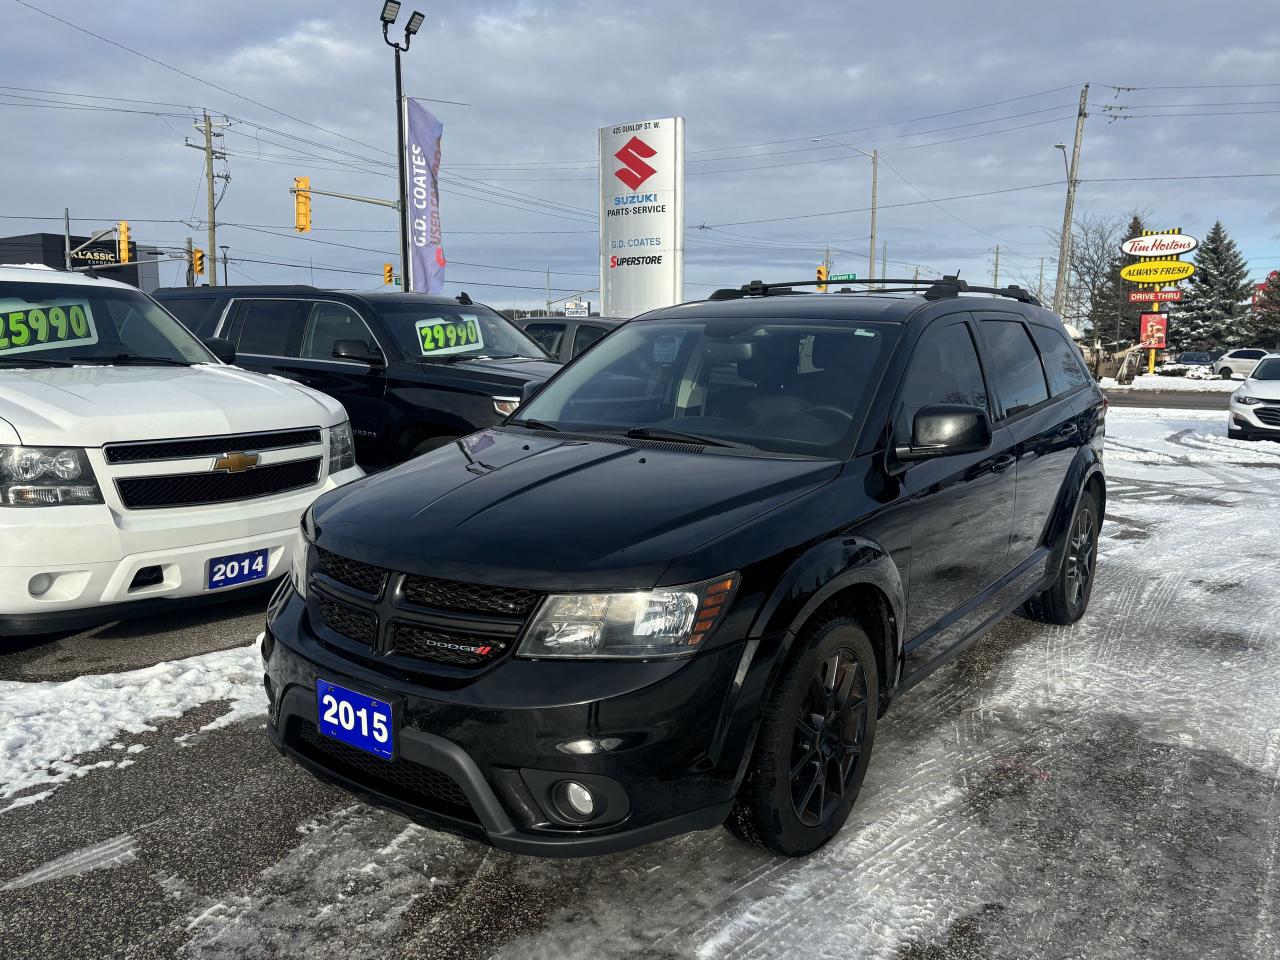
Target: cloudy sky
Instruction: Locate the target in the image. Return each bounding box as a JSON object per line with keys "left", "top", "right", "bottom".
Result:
{"left": 3, "top": 0, "right": 1277, "bottom": 310}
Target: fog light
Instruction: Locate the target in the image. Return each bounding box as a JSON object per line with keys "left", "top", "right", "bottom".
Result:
{"left": 554, "top": 780, "right": 596, "bottom": 821}
{"left": 28, "top": 573, "right": 53, "bottom": 597}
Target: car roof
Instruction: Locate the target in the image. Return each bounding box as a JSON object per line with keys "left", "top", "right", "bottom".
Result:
{"left": 0, "top": 264, "right": 137, "bottom": 290}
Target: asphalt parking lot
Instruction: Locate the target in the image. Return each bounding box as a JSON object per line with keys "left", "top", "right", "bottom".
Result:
{"left": 2, "top": 406, "right": 1278, "bottom": 960}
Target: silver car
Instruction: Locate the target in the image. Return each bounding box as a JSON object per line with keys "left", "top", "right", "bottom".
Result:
{"left": 1229, "top": 354, "right": 1280, "bottom": 441}
{"left": 1214, "top": 347, "right": 1270, "bottom": 380}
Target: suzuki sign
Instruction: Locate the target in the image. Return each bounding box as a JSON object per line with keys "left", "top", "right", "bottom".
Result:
{"left": 599, "top": 117, "right": 685, "bottom": 318}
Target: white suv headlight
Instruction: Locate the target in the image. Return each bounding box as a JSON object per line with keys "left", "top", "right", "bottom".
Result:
{"left": 0, "top": 446, "right": 103, "bottom": 507}
{"left": 327, "top": 421, "right": 356, "bottom": 474}
{"left": 517, "top": 574, "right": 738, "bottom": 660}
{"left": 1233, "top": 394, "right": 1263, "bottom": 406}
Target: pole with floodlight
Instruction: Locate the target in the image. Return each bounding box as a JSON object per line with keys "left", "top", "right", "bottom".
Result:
{"left": 812, "top": 137, "right": 877, "bottom": 286}
{"left": 380, "top": 1, "right": 426, "bottom": 290}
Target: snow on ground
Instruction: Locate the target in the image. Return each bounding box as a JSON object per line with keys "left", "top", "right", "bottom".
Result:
{"left": 1100, "top": 374, "right": 1239, "bottom": 392}
{"left": 0, "top": 637, "right": 265, "bottom": 807}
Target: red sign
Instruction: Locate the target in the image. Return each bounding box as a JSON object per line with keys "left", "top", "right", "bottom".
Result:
{"left": 1128, "top": 289, "right": 1183, "bottom": 304}
{"left": 1140, "top": 313, "right": 1168, "bottom": 349}
{"left": 613, "top": 136, "right": 657, "bottom": 190}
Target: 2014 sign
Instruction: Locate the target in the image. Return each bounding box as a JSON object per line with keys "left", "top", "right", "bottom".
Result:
{"left": 1119, "top": 260, "right": 1196, "bottom": 283}
{"left": 1120, "top": 233, "right": 1198, "bottom": 257}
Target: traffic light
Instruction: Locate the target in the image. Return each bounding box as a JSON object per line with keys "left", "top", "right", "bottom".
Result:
{"left": 117, "top": 220, "right": 131, "bottom": 263}
{"left": 193, "top": 247, "right": 206, "bottom": 276}
{"left": 383, "top": 263, "right": 394, "bottom": 284}
{"left": 294, "top": 176, "right": 312, "bottom": 233}
{"left": 816, "top": 263, "right": 828, "bottom": 292}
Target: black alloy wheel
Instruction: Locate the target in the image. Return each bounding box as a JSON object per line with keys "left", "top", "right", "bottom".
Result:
{"left": 1064, "top": 502, "right": 1097, "bottom": 610}
{"left": 1024, "top": 489, "right": 1101, "bottom": 625}
{"left": 790, "top": 648, "right": 869, "bottom": 828}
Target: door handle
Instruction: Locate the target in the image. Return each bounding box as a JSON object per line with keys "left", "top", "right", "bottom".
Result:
{"left": 1056, "top": 423, "right": 1079, "bottom": 439}
{"left": 992, "top": 453, "right": 1017, "bottom": 473}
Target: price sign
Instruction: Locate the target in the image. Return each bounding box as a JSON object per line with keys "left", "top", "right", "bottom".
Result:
{"left": 0, "top": 300, "right": 98, "bottom": 356}
{"left": 415, "top": 316, "right": 484, "bottom": 357}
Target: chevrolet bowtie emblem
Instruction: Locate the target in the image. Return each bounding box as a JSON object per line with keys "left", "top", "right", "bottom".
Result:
{"left": 212, "top": 451, "right": 259, "bottom": 473}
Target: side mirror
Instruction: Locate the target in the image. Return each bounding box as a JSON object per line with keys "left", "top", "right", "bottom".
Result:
{"left": 520, "top": 378, "right": 547, "bottom": 403}
{"left": 895, "top": 403, "right": 992, "bottom": 462}
{"left": 333, "top": 340, "right": 385, "bottom": 367}
{"left": 203, "top": 337, "right": 236, "bottom": 364}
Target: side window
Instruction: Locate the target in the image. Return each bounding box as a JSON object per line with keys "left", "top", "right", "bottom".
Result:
{"left": 524, "top": 322, "right": 565, "bottom": 356}
{"left": 979, "top": 319, "right": 1050, "bottom": 417}
{"left": 159, "top": 298, "right": 216, "bottom": 336}
{"left": 1240, "top": 349, "right": 1266, "bottom": 360}
{"left": 301, "top": 302, "right": 376, "bottom": 361}
{"left": 571, "top": 324, "right": 608, "bottom": 357}
{"left": 1030, "top": 324, "right": 1090, "bottom": 396}
{"left": 895, "top": 321, "right": 989, "bottom": 439}
{"left": 236, "top": 299, "right": 308, "bottom": 357}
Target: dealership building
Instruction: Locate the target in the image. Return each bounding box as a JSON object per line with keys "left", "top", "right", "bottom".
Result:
{"left": 0, "top": 232, "right": 161, "bottom": 292}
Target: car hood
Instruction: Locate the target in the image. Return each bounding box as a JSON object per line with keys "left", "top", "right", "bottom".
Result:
{"left": 407, "top": 356, "right": 561, "bottom": 392}
{"left": 1241, "top": 380, "right": 1280, "bottom": 401}
{"left": 0, "top": 364, "right": 346, "bottom": 446}
{"left": 311, "top": 429, "right": 841, "bottom": 589}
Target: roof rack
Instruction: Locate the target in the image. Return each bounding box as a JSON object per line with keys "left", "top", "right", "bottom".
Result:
{"left": 707, "top": 276, "right": 1041, "bottom": 306}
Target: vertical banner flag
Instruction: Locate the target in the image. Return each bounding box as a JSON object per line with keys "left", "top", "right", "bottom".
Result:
{"left": 599, "top": 117, "right": 684, "bottom": 317}
{"left": 405, "top": 98, "right": 445, "bottom": 293}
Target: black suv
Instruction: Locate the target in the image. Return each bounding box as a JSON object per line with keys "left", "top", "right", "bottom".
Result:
{"left": 263, "top": 277, "right": 1105, "bottom": 858}
{"left": 154, "top": 286, "right": 559, "bottom": 467}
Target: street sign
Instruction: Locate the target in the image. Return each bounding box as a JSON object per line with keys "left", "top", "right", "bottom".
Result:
{"left": 1128, "top": 290, "right": 1183, "bottom": 304}
{"left": 565, "top": 300, "right": 590, "bottom": 318}
{"left": 1120, "top": 233, "right": 1198, "bottom": 257}
{"left": 1119, "top": 260, "right": 1195, "bottom": 283}
{"left": 1140, "top": 314, "right": 1168, "bottom": 349}
{"left": 829, "top": 273, "right": 858, "bottom": 282}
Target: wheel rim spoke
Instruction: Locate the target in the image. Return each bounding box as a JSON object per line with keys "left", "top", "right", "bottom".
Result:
{"left": 789, "top": 643, "right": 869, "bottom": 826}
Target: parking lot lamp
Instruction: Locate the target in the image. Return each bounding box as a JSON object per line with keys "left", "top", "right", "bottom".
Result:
{"left": 813, "top": 137, "right": 877, "bottom": 286}
{"left": 381, "top": 3, "right": 426, "bottom": 290}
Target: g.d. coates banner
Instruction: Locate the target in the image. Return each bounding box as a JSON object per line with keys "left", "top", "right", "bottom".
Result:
{"left": 599, "top": 117, "right": 684, "bottom": 317}
{"left": 405, "top": 98, "right": 445, "bottom": 293}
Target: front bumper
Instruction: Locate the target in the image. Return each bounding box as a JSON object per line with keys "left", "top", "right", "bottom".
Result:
{"left": 1229, "top": 402, "right": 1280, "bottom": 437}
{"left": 264, "top": 586, "right": 749, "bottom": 857}
{"left": 0, "top": 465, "right": 363, "bottom": 634}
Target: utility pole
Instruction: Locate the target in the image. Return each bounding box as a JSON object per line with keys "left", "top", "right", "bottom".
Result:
{"left": 1038, "top": 257, "right": 1045, "bottom": 302}
{"left": 185, "top": 237, "right": 194, "bottom": 287}
{"left": 992, "top": 245, "right": 1000, "bottom": 287}
{"left": 189, "top": 112, "right": 229, "bottom": 288}
{"left": 1052, "top": 84, "right": 1089, "bottom": 316}
{"left": 220, "top": 245, "right": 229, "bottom": 285}
{"left": 63, "top": 208, "right": 72, "bottom": 270}
{"left": 545, "top": 267, "right": 551, "bottom": 316}
{"left": 869, "top": 149, "right": 878, "bottom": 286}
{"left": 880, "top": 241, "right": 886, "bottom": 287}
{"left": 912, "top": 266, "right": 920, "bottom": 288}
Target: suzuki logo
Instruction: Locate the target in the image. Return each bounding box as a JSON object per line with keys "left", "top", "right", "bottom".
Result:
{"left": 212, "top": 451, "right": 259, "bottom": 473}
{"left": 613, "top": 136, "right": 657, "bottom": 191}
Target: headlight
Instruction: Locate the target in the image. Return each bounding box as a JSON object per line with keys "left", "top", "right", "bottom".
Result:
{"left": 1234, "top": 394, "right": 1263, "bottom": 406}
{"left": 493, "top": 396, "right": 521, "bottom": 417}
{"left": 518, "top": 574, "right": 738, "bottom": 660}
{"left": 290, "top": 517, "right": 310, "bottom": 598}
{"left": 0, "top": 446, "right": 103, "bottom": 507}
{"left": 327, "top": 421, "right": 356, "bottom": 474}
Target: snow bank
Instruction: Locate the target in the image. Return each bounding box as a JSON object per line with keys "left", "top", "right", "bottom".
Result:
{"left": 0, "top": 637, "right": 266, "bottom": 806}
{"left": 1100, "top": 374, "right": 1238, "bottom": 392}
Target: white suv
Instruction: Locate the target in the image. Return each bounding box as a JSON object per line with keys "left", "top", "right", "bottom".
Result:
{"left": 1213, "top": 348, "right": 1269, "bottom": 380}
{"left": 0, "top": 266, "right": 363, "bottom": 636}
{"left": 1229, "top": 354, "right": 1280, "bottom": 441}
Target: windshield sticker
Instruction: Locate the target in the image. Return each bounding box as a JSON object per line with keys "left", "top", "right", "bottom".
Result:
{"left": 415, "top": 315, "right": 483, "bottom": 357}
{"left": 0, "top": 300, "right": 98, "bottom": 356}
{"left": 653, "top": 332, "right": 684, "bottom": 364}
{"left": 854, "top": 328, "right": 877, "bottom": 338}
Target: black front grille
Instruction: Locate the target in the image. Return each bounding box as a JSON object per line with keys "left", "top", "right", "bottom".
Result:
{"left": 316, "top": 593, "right": 378, "bottom": 647}
{"left": 402, "top": 574, "right": 544, "bottom": 617}
{"left": 316, "top": 548, "right": 388, "bottom": 596}
{"left": 116, "top": 458, "right": 321, "bottom": 509}
{"left": 292, "top": 720, "right": 476, "bottom": 821}
{"left": 1255, "top": 406, "right": 1280, "bottom": 427}
{"left": 105, "top": 428, "right": 321, "bottom": 464}
{"left": 388, "top": 621, "right": 509, "bottom": 667}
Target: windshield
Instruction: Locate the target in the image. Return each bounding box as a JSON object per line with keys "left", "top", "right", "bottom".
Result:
{"left": 512, "top": 319, "right": 896, "bottom": 457}
{"left": 1252, "top": 358, "right": 1280, "bottom": 380}
{"left": 0, "top": 281, "right": 214, "bottom": 368}
{"left": 372, "top": 300, "right": 548, "bottom": 362}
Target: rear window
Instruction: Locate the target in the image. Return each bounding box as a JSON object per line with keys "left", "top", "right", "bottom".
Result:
{"left": 1030, "top": 324, "right": 1091, "bottom": 396}
{"left": 979, "top": 319, "right": 1050, "bottom": 416}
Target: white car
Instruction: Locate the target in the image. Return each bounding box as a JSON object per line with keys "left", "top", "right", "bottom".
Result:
{"left": 0, "top": 266, "right": 363, "bottom": 636}
{"left": 1228, "top": 354, "right": 1280, "bottom": 441}
{"left": 1213, "top": 347, "right": 1269, "bottom": 380}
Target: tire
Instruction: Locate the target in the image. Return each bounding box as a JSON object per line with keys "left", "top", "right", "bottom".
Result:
{"left": 1024, "top": 490, "right": 1100, "bottom": 625}
{"left": 1219, "top": 368, "right": 1233, "bottom": 380}
{"left": 725, "top": 613, "right": 879, "bottom": 857}
{"left": 410, "top": 435, "right": 458, "bottom": 457}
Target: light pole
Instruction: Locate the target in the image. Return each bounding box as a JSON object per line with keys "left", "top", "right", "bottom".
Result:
{"left": 1052, "top": 84, "right": 1090, "bottom": 316}
{"left": 380, "top": 1, "right": 426, "bottom": 291}
{"left": 813, "top": 137, "right": 877, "bottom": 285}
{"left": 219, "top": 245, "right": 229, "bottom": 285}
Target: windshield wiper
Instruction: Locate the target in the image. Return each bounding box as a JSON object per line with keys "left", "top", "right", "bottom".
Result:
{"left": 622, "top": 427, "right": 748, "bottom": 449}
{"left": 509, "top": 418, "right": 560, "bottom": 432}
{"left": 0, "top": 356, "right": 77, "bottom": 368}
{"left": 75, "top": 354, "right": 193, "bottom": 367}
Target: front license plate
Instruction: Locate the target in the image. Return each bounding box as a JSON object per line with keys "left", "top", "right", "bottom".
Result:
{"left": 207, "top": 548, "right": 269, "bottom": 590}
{"left": 316, "top": 680, "right": 394, "bottom": 760}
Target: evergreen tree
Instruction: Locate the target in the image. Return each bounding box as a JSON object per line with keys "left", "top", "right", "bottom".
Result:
{"left": 1246, "top": 270, "right": 1280, "bottom": 351}
{"left": 1176, "top": 221, "right": 1253, "bottom": 348}
{"left": 1097, "top": 213, "right": 1150, "bottom": 346}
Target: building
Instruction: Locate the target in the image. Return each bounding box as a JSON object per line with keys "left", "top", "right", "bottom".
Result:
{"left": 0, "top": 232, "right": 161, "bottom": 292}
